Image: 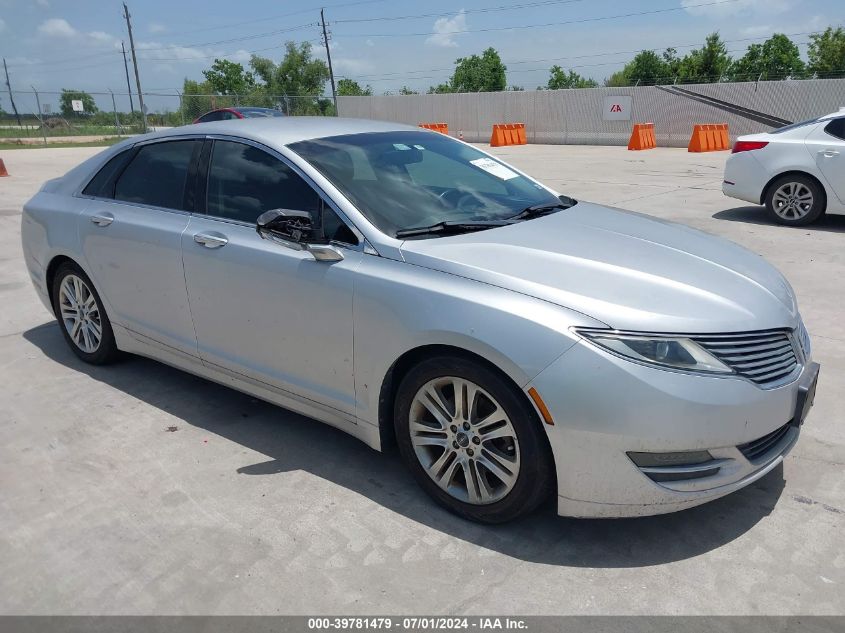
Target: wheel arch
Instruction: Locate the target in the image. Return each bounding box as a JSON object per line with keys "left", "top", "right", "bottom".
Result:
{"left": 376, "top": 343, "right": 546, "bottom": 452}
{"left": 45, "top": 254, "right": 77, "bottom": 311}
{"left": 762, "top": 170, "right": 828, "bottom": 211}
{"left": 44, "top": 254, "right": 107, "bottom": 316}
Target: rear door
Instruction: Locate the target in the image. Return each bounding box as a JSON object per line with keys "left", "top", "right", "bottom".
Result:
{"left": 78, "top": 138, "right": 201, "bottom": 357}
{"left": 804, "top": 117, "right": 845, "bottom": 204}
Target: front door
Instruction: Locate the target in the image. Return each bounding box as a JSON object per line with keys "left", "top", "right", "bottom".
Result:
{"left": 182, "top": 139, "right": 362, "bottom": 416}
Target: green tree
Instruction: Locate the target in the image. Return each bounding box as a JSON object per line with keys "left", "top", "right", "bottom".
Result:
{"left": 621, "top": 50, "right": 666, "bottom": 85}
{"left": 807, "top": 27, "right": 845, "bottom": 77}
{"left": 181, "top": 79, "right": 215, "bottom": 120}
{"left": 604, "top": 70, "right": 629, "bottom": 87}
{"left": 427, "top": 82, "right": 454, "bottom": 94}
{"left": 677, "top": 33, "right": 732, "bottom": 82}
{"left": 450, "top": 47, "right": 507, "bottom": 92}
{"left": 336, "top": 78, "right": 373, "bottom": 96}
{"left": 249, "top": 41, "right": 330, "bottom": 114}
{"left": 398, "top": 86, "right": 418, "bottom": 95}
{"left": 60, "top": 89, "right": 98, "bottom": 117}
{"left": 662, "top": 48, "right": 682, "bottom": 79}
{"left": 202, "top": 59, "right": 256, "bottom": 95}
{"left": 546, "top": 65, "right": 598, "bottom": 89}
{"left": 730, "top": 34, "right": 804, "bottom": 80}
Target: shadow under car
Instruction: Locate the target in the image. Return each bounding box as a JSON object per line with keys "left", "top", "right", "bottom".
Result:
{"left": 23, "top": 322, "right": 787, "bottom": 569}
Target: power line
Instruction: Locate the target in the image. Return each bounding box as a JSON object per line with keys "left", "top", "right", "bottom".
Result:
{"left": 160, "top": 0, "right": 393, "bottom": 38}
{"left": 338, "top": 31, "right": 823, "bottom": 81}
{"left": 334, "top": 0, "right": 743, "bottom": 38}
{"left": 4, "top": 20, "right": 317, "bottom": 69}
{"left": 332, "top": 0, "right": 589, "bottom": 24}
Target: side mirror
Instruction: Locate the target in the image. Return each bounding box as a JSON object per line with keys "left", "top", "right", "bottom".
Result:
{"left": 256, "top": 209, "right": 343, "bottom": 262}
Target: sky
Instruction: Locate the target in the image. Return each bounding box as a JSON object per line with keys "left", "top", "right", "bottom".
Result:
{"left": 0, "top": 0, "right": 841, "bottom": 114}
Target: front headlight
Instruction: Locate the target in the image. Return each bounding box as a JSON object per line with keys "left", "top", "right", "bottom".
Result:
{"left": 575, "top": 329, "right": 732, "bottom": 374}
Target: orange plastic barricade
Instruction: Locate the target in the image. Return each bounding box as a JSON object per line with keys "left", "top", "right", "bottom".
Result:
{"left": 688, "top": 123, "right": 729, "bottom": 152}
{"left": 490, "top": 123, "right": 527, "bottom": 147}
{"left": 627, "top": 123, "right": 656, "bottom": 150}
{"left": 419, "top": 122, "right": 449, "bottom": 135}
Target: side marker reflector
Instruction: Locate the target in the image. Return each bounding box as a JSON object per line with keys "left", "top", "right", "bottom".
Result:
{"left": 528, "top": 387, "right": 554, "bottom": 425}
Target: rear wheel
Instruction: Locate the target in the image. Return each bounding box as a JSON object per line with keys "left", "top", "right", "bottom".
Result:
{"left": 765, "top": 174, "right": 826, "bottom": 226}
{"left": 51, "top": 262, "right": 120, "bottom": 364}
{"left": 394, "top": 355, "right": 554, "bottom": 523}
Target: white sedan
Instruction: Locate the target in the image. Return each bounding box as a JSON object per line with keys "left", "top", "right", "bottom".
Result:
{"left": 723, "top": 109, "right": 845, "bottom": 226}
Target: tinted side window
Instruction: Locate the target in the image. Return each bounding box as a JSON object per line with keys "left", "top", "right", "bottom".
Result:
{"left": 198, "top": 111, "right": 223, "bottom": 122}
{"left": 206, "top": 140, "right": 321, "bottom": 224}
{"left": 114, "top": 140, "right": 197, "bottom": 210}
{"left": 824, "top": 118, "right": 845, "bottom": 141}
{"left": 82, "top": 149, "right": 134, "bottom": 198}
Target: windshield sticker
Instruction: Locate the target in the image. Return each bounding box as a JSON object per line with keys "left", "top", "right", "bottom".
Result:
{"left": 470, "top": 157, "right": 519, "bottom": 180}
{"left": 392, "top": 143, "right": 413, "bottom": 150}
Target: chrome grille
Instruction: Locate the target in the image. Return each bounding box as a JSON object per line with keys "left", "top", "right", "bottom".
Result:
{"left": 693, "top": 330, "right": 799, "bottom": 387}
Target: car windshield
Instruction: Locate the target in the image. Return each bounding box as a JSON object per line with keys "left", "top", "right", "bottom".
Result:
{"left": 240, "top": 108, "right": 284, "bottom": 118}
{"left": 289, "top": 131, "right": 564, "bottom": 237}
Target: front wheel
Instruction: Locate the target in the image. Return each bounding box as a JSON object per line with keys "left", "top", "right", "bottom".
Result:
{"left": 394, "top": 356, "right": 554, "bottom": 523}
{"left": 765, "top": 174, "right": 826, "bottom": 226}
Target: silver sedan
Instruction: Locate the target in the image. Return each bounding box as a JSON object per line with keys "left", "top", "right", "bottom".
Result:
{"left": 21, "top": 118, "right": 819, "bottom": 522}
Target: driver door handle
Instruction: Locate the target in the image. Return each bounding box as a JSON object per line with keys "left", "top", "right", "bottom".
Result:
{"left": 818, "top": 149, "right": 840, "bottom": 157}
{"left": 193, "top": 232, "right": 229, "bottom": 249}
{"left": 90, "top": 213, "right": 114, "bottom": 227}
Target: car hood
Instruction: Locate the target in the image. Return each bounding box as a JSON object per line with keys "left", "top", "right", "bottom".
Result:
{"left": 399, "top": 202, "right": 798, "bottom": 333}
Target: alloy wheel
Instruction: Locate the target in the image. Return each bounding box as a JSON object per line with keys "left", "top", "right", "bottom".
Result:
{"left": 772, "top": 182, "right": 814, "bottom": 221}
{"left": 58, "top": 274, "right": 102, "bottom": 354}
{"left": 408, "top": 376, "right": 521, "bottom": 505}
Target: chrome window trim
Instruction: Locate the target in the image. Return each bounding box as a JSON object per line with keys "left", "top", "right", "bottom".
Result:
{"left": 201, "top": 134, "right": 365, "bottom": 252}
{"left": 572, "top": 326, "right": 803, "bottom": 390}
{"left": 74, "top": 135, "right": 207, "bottom": 217}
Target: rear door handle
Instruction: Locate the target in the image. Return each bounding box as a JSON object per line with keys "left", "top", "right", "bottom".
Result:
{"left": 818, "top": 149, "right": 840, "bottom": 157}
{"left": 90, "top": 213, "right": 114, "bottom": 227}
{"left": 193, "top": 232, "right": 229, "bottom": 248}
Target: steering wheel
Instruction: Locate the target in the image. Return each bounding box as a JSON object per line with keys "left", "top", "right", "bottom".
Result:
{"left": 437, "top": 188, "right": 484, "bottom": 213}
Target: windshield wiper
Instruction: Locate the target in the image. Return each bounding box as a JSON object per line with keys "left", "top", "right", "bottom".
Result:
{"left": 395, "top": 220, "right": 512, "bottom": 238}
{"left": 508, "top": 195, "right": 577, "bottom": 221}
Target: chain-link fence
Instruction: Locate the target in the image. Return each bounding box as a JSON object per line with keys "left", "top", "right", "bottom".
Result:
{"left": 338, "top": 78, "right": 845, "bottom": 147}
{"left": 0, "top": 90, "right": 335, "bottom": 143}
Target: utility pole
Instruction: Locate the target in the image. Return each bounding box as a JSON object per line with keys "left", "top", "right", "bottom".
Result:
{"left": 3, "top": 58, "right": 22, "bottom": 127}
{"left": 320, "top": 8, "right": 338, "bottom": 114}
{"left": 31, "top": 86, "right": 47, "bottom": 145}
{"left": 121, "top": 41, "right": 135, "bottom": 114}
{"left": 123, "top": 3, "right": 147, "bottom": 131}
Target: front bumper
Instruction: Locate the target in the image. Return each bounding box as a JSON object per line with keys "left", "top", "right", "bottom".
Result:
{"left": 528, "top": 339, "right": 814, "bottom": 518}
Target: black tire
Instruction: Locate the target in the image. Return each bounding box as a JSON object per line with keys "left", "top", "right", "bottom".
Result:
{"left": 764, "top": 174, "right": 826, "bottom": 226}
{"left": 51, "top": 261, "right": 120, "bottom": 365}
{"left": 394, "top": 355, "right": 554, "bottom": 523}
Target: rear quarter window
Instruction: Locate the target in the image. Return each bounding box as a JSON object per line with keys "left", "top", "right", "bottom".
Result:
{"left": 82, "top": 149, "right": 134, "bottom": 198}
{"left": 824, "top": 117, "right": 845, "bottom": 141}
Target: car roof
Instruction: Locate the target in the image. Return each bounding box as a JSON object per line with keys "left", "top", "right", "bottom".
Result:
{"left": 145, "top": 117, "right": 422, "bottom": 147}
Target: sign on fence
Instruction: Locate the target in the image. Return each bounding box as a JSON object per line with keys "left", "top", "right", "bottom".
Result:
{"left": 71, "top": 99, "right": 84, "bottom": 112}
{"left": 601, "top": 95, "right": 632, "bottom": 121}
